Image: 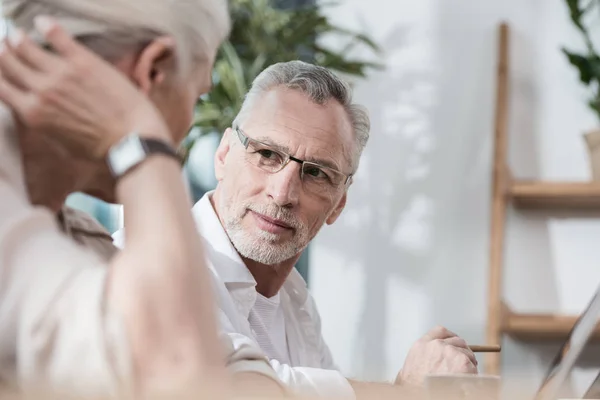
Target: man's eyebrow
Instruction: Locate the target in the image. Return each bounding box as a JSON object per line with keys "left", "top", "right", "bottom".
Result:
{"left": 254, "top": 136, "right": 343, "bottom": 171}
{"left": 303, "top": 156, "right": 342, "bottom": 171}
{"left": 255, "top": 136, "right": 291, "bottom": 153}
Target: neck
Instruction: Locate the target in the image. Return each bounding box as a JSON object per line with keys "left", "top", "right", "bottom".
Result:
{"left": 211, "top": 190, "right": 301, "bottom": 298}
{"left": 23, "top": 160, "right": 77, "bottom": 214}
{"left": 19, "top": 128, "right": 81, "bottom": 214}
{"left": 243, "top": 255, "right": 300, "bottom": 298}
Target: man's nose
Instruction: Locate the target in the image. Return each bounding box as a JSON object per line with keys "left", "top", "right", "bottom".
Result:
{"left": 266, "top": 161, "right": 301, "bottom": 208}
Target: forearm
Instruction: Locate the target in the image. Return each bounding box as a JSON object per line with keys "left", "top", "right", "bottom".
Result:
{"left": 107, "top": 151, "right": 224, "bottom": 393}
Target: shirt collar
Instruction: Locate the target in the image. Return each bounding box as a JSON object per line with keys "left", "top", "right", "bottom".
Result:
{"left": 58, "top": 205, "right": 113, "bottom": 239}
{"left": 192, "top": 191, "right": 310, "bottom": 305}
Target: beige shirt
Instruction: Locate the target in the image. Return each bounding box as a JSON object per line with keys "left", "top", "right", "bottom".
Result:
{"left": 0, "top": 105, "right": 281, "bottom": 395}
{"left": 0, "top": 110, "right": 130, "bottom": 397}
{"left": 57, "top": 205, "right": 118, "bottom": 262}
{"left": 57, "top": 205, "right": 283, "bottom": 387}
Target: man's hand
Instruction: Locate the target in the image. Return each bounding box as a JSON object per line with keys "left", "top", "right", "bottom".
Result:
{"left": 395, "top": 326, "right": 478, "bottom": 386}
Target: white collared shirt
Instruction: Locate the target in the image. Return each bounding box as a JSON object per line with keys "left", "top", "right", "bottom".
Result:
{"left": 249, "top": 291, "right": 291, "bottom": 365}
{"left": 191, "top": 193, "right": 355, "bottom": 399}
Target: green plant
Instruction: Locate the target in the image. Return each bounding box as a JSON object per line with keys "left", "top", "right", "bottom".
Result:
{"left": 182, "top": 0, "right": 382, "bottom": 161}
{"left": 563, "top": 0, "right": 600, "bottom": 121}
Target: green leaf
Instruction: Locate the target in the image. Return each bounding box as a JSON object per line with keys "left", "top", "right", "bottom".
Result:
{"left": 248, "top": 54, "right": 267, "bottom": 81}
{"left": 562, "top": 48, "right": 600, "bottom": 85}
{"left": 189, "top": 0, "right": 384, "bottom": 148}
{"left": 566, "top": 0, "right": 586, "bottom": 33}
{"left": 326, "top": 24, "right": 383, "bottom": 53}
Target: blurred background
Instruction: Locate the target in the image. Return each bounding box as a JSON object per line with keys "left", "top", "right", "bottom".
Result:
{"left": 308, "top": 0, "right": 600, "bottom": 395}
{"left": 13, "top": 0, "right": 600, "bottom": 396}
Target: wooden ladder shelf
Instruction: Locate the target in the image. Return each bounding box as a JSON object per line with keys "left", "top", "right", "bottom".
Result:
{"left": 485, "top": 22, "right": 600, "bottom": 374}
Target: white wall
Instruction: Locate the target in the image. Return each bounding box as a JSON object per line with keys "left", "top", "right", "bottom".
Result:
{"left": 310, "top": 0, "right": 600, "bottom": 395}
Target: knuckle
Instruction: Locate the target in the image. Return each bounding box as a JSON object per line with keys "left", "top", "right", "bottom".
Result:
{"left": 457, "top": 354, "right": 473, "bottom": 370}
{"left": 460, "top": 354, "right": 471, "bottom": 365}
{"left": 37, "top": 86, "right": 55, "bottom": 106}
{"left": 442, "top": 343, "right": 455, "bottom": 357}
{"left": 58, "top": 64, "right": 76, "bottom": 82}
{"left": 10, "top": 40, "right": 24, "bottom": 54}
{"left": 431, "top": 325, "right": 450, "bottom": 336}
{"left": 22, "top": 106, "right": 40, "bottom": 126}
{"left": 23, "top": 96, "right": 48, "bottom": 127}
{"left": 71, "top": 55, "right": 90, "bottom": 74}
{"left": 44, "top": 24, "right": 64, "bottom": 43}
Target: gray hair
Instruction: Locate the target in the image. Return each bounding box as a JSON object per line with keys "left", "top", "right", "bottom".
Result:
{"left": 2, "top": 0, "right": 231, "bottom": 72}
{"left": 232, "top": 60, "right": 370, "bottom": 171}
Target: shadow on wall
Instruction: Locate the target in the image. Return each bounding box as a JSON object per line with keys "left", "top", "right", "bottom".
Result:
{"left": 312, "top": 0, "right": 565, "bottom": 385}
{"left": 314, "top": 21, "right": 442, "bottom": 380}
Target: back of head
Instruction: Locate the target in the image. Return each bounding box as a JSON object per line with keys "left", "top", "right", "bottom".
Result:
{"left": 233, "top": 60, "right": 370, "bottom": 170}
{"left": 2, "top": 0, "right": 231, "bottom": 71}
{"left": 0, "top": 0, "right": 230, "bottom": 194}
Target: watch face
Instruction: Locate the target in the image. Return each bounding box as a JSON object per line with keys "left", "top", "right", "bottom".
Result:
{"left": 107, "top": 134, "right": 146, "bottom": 177}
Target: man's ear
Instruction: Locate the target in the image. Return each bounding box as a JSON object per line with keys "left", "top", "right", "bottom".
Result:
{"left": 130, "top": 36, "right": 176, "bottom": 94}
{"left": 326, "top": 192, "right": 347, "bottom": 225}
{"left": 215, "top": 128, "right": 233, "bottom": 182}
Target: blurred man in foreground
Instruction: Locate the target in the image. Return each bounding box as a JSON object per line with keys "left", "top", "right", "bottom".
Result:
{"left": 0, "top": 0, "right": 284, "bottom": 397}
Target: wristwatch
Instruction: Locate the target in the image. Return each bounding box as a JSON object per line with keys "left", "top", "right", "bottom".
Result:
{"left": 106, "top": 132, "right": 181, "bottom": 179}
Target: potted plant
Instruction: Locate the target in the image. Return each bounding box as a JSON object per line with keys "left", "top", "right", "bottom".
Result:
{"left": 181, "top": 0, "right": 382, "bottom": 164}
{"left": 562, "top": 0, "right": 600, "bottom": 179}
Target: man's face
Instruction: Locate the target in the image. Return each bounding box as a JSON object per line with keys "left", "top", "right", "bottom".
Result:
{"left": 214, "top": 87, "right": 355, "bottom": 265}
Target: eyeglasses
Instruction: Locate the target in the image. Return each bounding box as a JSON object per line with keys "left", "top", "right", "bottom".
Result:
{"left": 234, "top": 127, "right": 352, "bottom": 195}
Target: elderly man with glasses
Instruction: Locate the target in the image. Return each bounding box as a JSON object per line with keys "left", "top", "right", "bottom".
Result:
{"left": 118, "top": 60, "right": 478, "bottom": 398}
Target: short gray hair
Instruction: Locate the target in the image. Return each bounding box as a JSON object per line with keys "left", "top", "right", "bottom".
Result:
{"left": 2, "top": 0, "right": 230, "bottom": 72}
{"left": 233, "top": 60, "right": 370, "bottom": 171}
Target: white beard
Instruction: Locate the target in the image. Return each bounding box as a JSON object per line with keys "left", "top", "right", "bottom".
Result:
{"left": 225, "top": 222, "right": 307, "bottom": 265}
{"left": 221, "top": 198, "right": 310, "bottom": 265}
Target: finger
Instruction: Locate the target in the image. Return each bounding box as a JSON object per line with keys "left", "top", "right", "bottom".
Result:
{"left": 443, "top": 336, "right": 469, "bottom": 350}
{"left": 0, "top": 77, "right": 31, "bottom": 117}
{"left": 450, "top": 345, "right": 478, "bottom": 368}
{"left": 0, "top": 41, "right": 42, "bottom": 90}
{"left": 424, "top": 325, "right": 458, "bottom": 340}
{"left": 8, "top": 28, "right": 61, "bottom": 72}
{"left": 34, "top": 16, "right": 85, "bottom": 58}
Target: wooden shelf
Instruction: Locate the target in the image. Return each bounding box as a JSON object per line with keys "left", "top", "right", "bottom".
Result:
{"left": 485, "top": 24, "right": 600, "bottom": 374}
{"left": 510, "top": 181, "right": 600, "bottom": 210}
{"left": 502, "top": 311, "right": 600, "bottom": 342}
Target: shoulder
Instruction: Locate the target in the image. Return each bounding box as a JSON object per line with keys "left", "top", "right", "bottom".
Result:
{"left": 60, "top": 206, "right": 117, "bottom": 261}
{"left": 60, "top": 206, "right": 112, "bottom": 237}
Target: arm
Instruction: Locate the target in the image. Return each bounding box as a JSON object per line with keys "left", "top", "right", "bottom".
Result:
{"left": 0, "top": 21, "right": 226, "bottom": 397}
{"left": 112, "top": 231, "right": 289, "bottom": 398}
{"left": 0, "top": 154, "right": 224, "bottom": 396}
{"left": 107, "top": 149, "right": 226, "bottom": 394}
